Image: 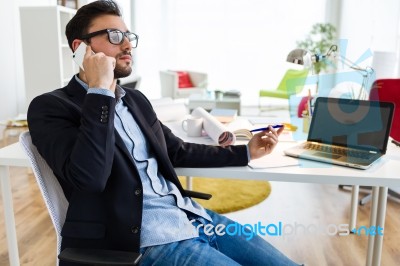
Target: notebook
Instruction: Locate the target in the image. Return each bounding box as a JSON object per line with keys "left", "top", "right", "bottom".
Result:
{"left": 284, "top": 97, "right": 394, "bottom": 169}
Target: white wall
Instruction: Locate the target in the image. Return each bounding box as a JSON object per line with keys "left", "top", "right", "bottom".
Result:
{"left": 339, "top": 0, "right": 400, "bottom": 69}
{"left": 0, "top": 0, "right": 54, "bottom": 139}
{"left": 135, "top": 0, "right": 327, "bottom": 105}
{"left": 0, "top": 0, "right": 131, "bottom": 125}
{"left": 0, "top": 0, "right": 54, "bottom": 123}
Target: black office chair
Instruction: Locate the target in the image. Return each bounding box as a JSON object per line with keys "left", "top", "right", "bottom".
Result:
{"left": 119, "top": 76, "right": 142, "bottom": 91}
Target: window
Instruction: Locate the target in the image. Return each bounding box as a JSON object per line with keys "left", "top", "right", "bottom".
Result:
{"left": 134, "top": 0, "right": 327, "bottom": 104}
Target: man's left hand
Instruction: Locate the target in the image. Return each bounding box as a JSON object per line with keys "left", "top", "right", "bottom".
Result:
{"left": 247, "top": 125, "right": 284, "bottom": 160}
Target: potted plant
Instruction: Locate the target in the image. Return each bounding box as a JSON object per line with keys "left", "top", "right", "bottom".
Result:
{"left": 296, "top": 23, "right": 337, "bottom": 75}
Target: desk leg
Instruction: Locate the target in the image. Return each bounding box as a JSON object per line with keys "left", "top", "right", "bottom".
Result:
{"left": 350, "top": 185, "right": 359, "bottom": 231}
{"left": 366, "top": 186, "right": 379, "bottom": 266}
{"left": 186, "top": 176, "right": 193, "bottom": 190}
{"left": 371, "top": 186, "right": 388, "bottom": 266}
{"left": 0, "top": 165, "right": 20, "bottom": 266}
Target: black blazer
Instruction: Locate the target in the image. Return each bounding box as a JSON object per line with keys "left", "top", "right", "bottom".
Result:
{"left": 28, "top": 77, "right": 248, "bottom": 255}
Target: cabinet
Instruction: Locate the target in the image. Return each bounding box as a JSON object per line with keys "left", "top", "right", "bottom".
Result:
{"left": 19, "top": 6, "right": 77, "bottom": 109}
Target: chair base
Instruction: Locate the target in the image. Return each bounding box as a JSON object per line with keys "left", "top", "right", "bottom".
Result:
{"left": 338, "top": 185, "right": 400, "bottom": 205}
{"left": 58, "top": 248, "right": 142, "bottom": 265}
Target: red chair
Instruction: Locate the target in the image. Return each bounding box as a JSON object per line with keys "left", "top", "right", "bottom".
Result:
{"left": 369, "top": 79, "right": 400, "bottom": 141}
{"left": 355, "top": 79, "right": 400, "bottom": 206}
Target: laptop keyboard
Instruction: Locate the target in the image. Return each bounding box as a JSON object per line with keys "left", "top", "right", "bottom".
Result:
{"left": 304, "top": 143, "right": 373, "bottom": 160}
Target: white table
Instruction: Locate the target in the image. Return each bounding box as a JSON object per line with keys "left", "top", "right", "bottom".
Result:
{"left": 1, "top": 134, "right": 400, "bottom": 266}
{"left": 188, "top": 93, "right": 241, "bottom": 115}
{"left": 0, "top": 143, "right": 31, "bottom": 266}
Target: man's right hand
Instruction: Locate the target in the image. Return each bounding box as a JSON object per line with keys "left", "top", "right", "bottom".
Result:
{"left": 83, "top": 45, "right": 116, "bottom": 92}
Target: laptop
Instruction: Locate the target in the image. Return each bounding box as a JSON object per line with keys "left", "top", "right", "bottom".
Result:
{"left": 284, "top": 97, "right": 394, "bottom": 169}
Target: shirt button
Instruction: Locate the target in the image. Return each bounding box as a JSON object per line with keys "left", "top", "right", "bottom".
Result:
{"left": 131, "top": 226, "right": 140, "bottom": 234}
{"left": 134, "top": 189, "right": 142, "bottom": 196}
{"left": 101, "top": 105, "right": 108, "bottom": 111}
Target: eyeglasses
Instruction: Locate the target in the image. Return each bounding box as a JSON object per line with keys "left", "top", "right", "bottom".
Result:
{"left": 80, "top": 29, "right": 139, "bottom": 48}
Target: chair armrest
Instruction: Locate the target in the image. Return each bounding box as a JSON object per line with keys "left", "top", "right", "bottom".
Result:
{"left": 58, "top": 248, "right": 142, "bottom": 265}
{"left": 184, "top": 190, "right": 212, "bottom": 200}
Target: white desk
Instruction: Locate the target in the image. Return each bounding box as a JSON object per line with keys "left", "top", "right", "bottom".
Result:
{"left": 1, "top": 135, "right": 400, "bottom": 265}
{"left": 0, "top": 142, "right": 30, "bottom": 266}
{"left": 188, "top": 94, "right": 241, "bottom": 115}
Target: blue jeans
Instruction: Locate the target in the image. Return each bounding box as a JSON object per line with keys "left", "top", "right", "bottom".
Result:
{"left": 139, "top": 209, "right": 300, "bottom": 266}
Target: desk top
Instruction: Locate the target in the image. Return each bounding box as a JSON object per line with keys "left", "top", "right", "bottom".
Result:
{"left": 1, "top": 126, "right": 400, "bottom": 187}
{"left": 176, "top": 141, "right": 400, "bottom": 187}
{"left": 0, "top": 142, "right": 30, "bottom": 167}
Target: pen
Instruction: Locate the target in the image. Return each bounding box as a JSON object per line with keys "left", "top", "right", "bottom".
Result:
{"left": 250, "top": 125, "right": 284, "bottom": 132}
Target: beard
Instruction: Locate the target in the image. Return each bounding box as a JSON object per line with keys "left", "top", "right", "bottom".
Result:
{"left": 114, "top": 51, "right": 133, "bottom": 79}
{"left": 114, "top": 64, "right": 132, "bottom": 79}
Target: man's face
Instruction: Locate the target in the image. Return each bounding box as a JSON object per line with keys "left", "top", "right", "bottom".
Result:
{"left": 86, "top": 15, "right": 133, "bottom": 79}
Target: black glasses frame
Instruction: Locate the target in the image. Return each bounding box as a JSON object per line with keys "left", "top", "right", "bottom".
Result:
{"left": 80, "top": 29, "right": 139, "bottom": 48}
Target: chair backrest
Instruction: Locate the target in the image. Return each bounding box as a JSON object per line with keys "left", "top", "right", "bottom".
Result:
{"left": 276, "top": 68, "right": 309, "bottom": 94}
{"left": 120, "top": 76, "right": 142, "bottom": 91}
{"left": 369, "top": 79, "right": 400, "bottom": 141}
{"left": 160, "top": 70, "right": 208, "bottom": 99}
{"left": 19, "top": 131, "right": 68, "bottom": 260}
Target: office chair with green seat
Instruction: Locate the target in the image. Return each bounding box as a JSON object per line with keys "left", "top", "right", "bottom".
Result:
{"left": 259, "top": 68, "right": 309, "bottom": 110}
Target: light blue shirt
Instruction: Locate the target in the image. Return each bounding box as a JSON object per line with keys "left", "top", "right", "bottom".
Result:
{"left": 75, "top": 76, "right": 211, "bottom": 248}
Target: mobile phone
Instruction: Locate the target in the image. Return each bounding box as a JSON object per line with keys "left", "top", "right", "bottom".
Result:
{"left": 72, "top": 42, "right": 87, "bottom": 71}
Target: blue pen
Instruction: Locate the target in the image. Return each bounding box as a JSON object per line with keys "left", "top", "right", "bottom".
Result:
{"left": 250, "top": 124, "right": 284, "bottom": 132}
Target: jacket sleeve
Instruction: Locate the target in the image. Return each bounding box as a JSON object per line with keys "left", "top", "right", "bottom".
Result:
{"left": 160, "top": 122, "right": 249, "bottom": 168}
{"left": 28, "top": 92, "right": 117, "bottom": 193}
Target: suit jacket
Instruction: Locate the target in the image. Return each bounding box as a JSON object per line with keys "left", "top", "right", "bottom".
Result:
{"left": 27, "top": 77, "right": 248, "bottom": 255}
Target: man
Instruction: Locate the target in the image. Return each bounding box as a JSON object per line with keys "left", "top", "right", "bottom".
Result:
{"left": 28, "top": 1, "right": 299, "bottom": 265}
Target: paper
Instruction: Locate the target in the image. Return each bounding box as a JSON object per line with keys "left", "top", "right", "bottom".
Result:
{"left": 191, "top": 107, "right": 236, "bottom": 146}
{"left": 248, "top": 153, "right": 300, "bottom": 169}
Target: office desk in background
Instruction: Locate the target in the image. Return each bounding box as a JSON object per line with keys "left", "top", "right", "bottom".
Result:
{"left": 187, "top": 93, "right": 241, "bottom": 115}
{"left": 1, "top": 127, "right": 400, "bottom": 265}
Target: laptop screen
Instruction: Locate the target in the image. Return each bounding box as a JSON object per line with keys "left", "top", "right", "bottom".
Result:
{"left": 308, "top": 97, "right": 394, "bottom": 153}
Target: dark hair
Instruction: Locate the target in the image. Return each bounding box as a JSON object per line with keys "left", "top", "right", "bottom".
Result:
{"left": 65, "top": 0, "right": 122, "bottom": 51}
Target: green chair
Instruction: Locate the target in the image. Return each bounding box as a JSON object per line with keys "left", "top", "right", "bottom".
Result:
{"left": 259, "top": 68, "right": 309, "bottom": 109}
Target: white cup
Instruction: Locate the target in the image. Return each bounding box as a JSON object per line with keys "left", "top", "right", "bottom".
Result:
{"left": 182, "top": 117, "right": 203, "bottom": 137}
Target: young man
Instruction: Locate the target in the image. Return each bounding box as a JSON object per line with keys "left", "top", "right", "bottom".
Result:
{"left": 28, "top": 1, "right": 299, "bottom": 265}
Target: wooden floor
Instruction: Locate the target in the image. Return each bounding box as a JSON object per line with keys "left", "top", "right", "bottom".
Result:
{"left": 226, "top": 182, "right": 400, "bottom": 266}
{"left": 1, "top": 166, "right": 400, "bottom": 265}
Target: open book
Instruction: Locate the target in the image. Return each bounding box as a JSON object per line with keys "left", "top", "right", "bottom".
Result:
{"left": 232, "top": 124, "right": 294, "bottom": 141}
{"left": 233, "top": 129, "right": 253, "bottom": 140}
{"left": 190, "top": 108, "right": 294, "bottom": 145}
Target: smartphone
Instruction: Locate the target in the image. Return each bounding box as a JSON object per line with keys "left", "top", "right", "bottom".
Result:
{"left": 72, "top": 42, "right": 87, "bottom": 71}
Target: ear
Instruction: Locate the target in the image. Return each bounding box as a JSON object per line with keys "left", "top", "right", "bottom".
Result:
{"left": 72, "top": 39, "right": 84, "bottom": 52}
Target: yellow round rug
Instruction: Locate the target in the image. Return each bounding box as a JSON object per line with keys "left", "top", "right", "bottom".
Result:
{"left": 179, "top": 177, "right": 271, "bottom": 214}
